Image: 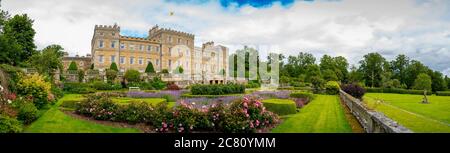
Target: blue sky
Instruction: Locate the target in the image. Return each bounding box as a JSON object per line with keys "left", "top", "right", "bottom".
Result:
{"left": 3, "top": 0, "right": 450, "bottom": 76}
{"left": 167, "top": 0, "right": 297, "bottom": 8}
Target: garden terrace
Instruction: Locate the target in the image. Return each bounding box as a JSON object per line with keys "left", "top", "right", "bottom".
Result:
{"left": 364, "top": 93, "right": 450, "bottom": 132}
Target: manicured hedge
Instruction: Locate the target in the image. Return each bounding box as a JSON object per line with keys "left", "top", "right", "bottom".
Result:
{"left": 190, "top": 84, "right": 245, "bottom": 95}
{"left": 91, "top": 81, "right": 122, "bottom": 90}
{"left": 262, "top": 99, "right": 297, "bottom": 115}
{"left": 63, "top": 82, "right": 96, "bottom": 94}
{"left": 365, "top": 88, "right": 431, "bottom": 95}
{"left": 290, "top": 92, "right": 316, "bottom": 100}
{"left": 436, "top": 91, "right": 450, "bottom": 96}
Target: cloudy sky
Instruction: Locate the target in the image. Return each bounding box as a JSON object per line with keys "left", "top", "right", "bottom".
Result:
{"left": 2, "top": 0, "right": 450, "bottom": 75}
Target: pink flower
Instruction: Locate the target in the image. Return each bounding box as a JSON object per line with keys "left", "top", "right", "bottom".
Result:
{"left": 255, "top": 101, "right": 262, "bottom": 107}
{"left": 255, "top": 120, "right": 260, "bottom": 126}
{"left": 243, "top": 97, "right": 249, "bottom": 102}
{"left": 249, "top": 121, "right": 254, "bottom": 128}
{"left": 243, "top": 102, "right": 248, "bottom": 108}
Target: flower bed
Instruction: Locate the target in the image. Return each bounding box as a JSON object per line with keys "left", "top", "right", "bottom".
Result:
{"left": 250, "top": 90, "right": 291, "bottom": 99}
{"left": 75, "top": 93, "right": 279, "bottom": 133}
{"left": 126, "top": 90, "right": 186, "bottom": 102}
{"left": 290, "top": 92, "right": 316, "bottom": 108}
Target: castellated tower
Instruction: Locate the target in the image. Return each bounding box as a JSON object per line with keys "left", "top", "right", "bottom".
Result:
{"left": 91, "top": 24, "right": 120, "bottom": 71}
{"left": 148, "top": 25, "right": 195, "bottom": 73}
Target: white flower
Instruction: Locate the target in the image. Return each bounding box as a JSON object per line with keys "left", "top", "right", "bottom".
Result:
{"left": 7, "top": 99, "right": 12, "bottom": 104}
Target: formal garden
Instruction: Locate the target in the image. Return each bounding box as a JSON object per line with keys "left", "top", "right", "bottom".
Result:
{"left": 1, "top": 6, "right": 449, "bottom": 133}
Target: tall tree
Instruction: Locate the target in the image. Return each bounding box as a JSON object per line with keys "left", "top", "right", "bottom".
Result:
{"left": 358, "top": 52, "right": 387, "bottom": 87}
{"left": 429, "top": 70, "right": 447, "bottom": 92}
{"left": 0, "top": 2, "right": 10, "bottom": 33}
{"left": 3, "top": 14, "right": 36, "bottom": 65}
{"left": 319, "top": 55, "right": 349, "bottom": 82}
{"left": 413, "top": 73, "right": 432, "bottom": 91}
{"left": 285, "top": 52, "right": 315, "bottom": 77}
{"left": 445, "top": 75, "right": 450, "bottom": 89}
{"left": 404, "top": 60, "right": 429, "bottom": 89}
{"left": 391, "top": 54, "right": 410, "bottom": 85}
{"left": 348, "top": 65, "right": 363, "bottom": 83}
{"left": 29, "top": 44, "right": 64, "bottom": 76}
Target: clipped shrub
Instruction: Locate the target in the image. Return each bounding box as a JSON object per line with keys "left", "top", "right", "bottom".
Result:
{"left": 17, "top": 102, "right": 39, "bottom": 124}
{"left": 0, "top": 114, "right": 23, "bottom": 133}
{"left": 262, "top": 99, "right": 297, "bottom": 115}
{"left": 109, "top": 62, "right": 119, "bottom": 71}
{"left": 290, "top": 92, "right": 316, "bottom": 100}
{"left": 124, "top": 69, "right": 141, "bottom": 83}
{"left": 145, "top": 62, "right": 155, "bottom": 73}
{"left": 341, "top": 83, "right": 366, "bottom": 99}
{"left": 191, "top": 84, "right": 245, "bottom": 95}
{"left": 325, "top": 81, "right": 340, "bottom": 95}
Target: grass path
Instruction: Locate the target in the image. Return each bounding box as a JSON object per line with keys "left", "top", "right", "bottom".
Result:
{"left": 364, "top": 93, "right": 450, "bottom": 133}
{"left": 272, "top": 95, "right": 352, "bottom": 133}
{"left": 24, "top": 94, "right": 141, "bottom": 133}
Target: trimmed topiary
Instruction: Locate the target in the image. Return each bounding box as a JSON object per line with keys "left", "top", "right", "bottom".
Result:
{"left": 262, "top": 99, "right": 297, "bottom": 115}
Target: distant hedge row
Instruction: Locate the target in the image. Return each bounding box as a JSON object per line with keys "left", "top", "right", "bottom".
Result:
{"left": 436, "top": 91, "right": 450, "bottom": 96}
{"left": 190, "top": 84, "right": 245, "bottom": 95}
{"left": 365, "top": 88, "right": 431, "bottom": 95}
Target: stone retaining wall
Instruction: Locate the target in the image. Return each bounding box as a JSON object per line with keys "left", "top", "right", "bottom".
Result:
{"left": 339, "top": 90, "right": 413, "bottom": 133}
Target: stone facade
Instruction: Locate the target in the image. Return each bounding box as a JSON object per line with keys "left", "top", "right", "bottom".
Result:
{"left": 62, "top": 52, "right": 92, "bottom": 71}
{"left": 61, "top": 24, "right": 229, "bottom": 85}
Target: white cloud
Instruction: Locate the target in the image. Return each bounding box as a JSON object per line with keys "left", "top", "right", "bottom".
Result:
{"left": 2, "top": 0, "right": 449, "bottom": 75}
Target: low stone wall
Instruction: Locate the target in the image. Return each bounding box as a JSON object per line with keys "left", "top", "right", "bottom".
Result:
{"left": 339, "top": 90, "right": 413, "bottom": 133}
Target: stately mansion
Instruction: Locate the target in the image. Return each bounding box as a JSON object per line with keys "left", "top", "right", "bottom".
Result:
{"left": 62, "top": 24, "right": 229, "bottom": 85}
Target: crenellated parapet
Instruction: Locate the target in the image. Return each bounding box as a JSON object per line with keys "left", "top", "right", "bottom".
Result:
{"left": 149, "top": 24, "right": 194, "bottom": 38}
{"left": 94, "top": 24, "right": 120, "bottom": 31}
{"left": 120, "top": 36, "right": 160, "bottom": 43}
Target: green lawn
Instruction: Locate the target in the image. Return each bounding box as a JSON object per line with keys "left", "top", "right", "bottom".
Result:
{"left": 364, "top": 93, "right": 450, "bottom": 133}
{"left": 25, "top": 94, "right": 141, "bottom": 133}
{"left": 272, "top": 95, "right": 352, "bottom": 133}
